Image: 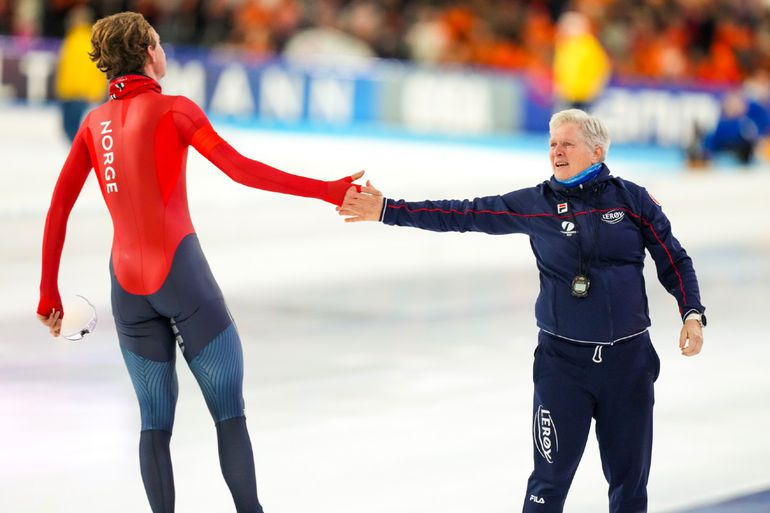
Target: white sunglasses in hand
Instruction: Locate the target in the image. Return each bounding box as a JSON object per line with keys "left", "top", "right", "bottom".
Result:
{"left": 61, "top": 295, "right": 98, "bottom": 341}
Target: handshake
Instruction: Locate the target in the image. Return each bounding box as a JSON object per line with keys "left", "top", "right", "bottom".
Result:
{"left": 336, "top": 170, "right": 384, "bottom": 223}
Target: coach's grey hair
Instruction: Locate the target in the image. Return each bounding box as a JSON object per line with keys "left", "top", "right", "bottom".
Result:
{"left": 549, "top": 109, "right": 611, "bottom": 161}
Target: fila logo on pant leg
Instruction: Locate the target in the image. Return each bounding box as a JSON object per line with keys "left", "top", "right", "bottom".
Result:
{"left": 529, "top": 495, "right": 546, "bottom": 504}
{"left": 533, "top": 405, "right": 559, "bottom": 463}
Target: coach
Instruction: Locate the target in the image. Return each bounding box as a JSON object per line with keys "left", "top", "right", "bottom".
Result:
{"left": 338, "top": 108, "right": 706, "bottom": 513}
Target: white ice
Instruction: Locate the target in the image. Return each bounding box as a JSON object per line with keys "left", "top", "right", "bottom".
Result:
{"left": 0, "top": 105, "right": 768, "bottom": 513}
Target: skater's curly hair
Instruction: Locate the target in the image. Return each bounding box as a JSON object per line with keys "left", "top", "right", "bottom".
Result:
{"left": 89, "top": 12, "right": 155, "bottom": 79}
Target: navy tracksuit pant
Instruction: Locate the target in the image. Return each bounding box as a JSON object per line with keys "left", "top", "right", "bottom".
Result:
{"left": 523, "top": 330, "right": 660, "bottom": 513}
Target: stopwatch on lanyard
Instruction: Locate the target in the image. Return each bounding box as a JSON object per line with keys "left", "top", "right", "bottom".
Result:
{"left": 567, "top": 199, "right": 599, "bottom": 299}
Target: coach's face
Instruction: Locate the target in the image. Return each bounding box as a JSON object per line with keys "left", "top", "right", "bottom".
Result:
{"left": 549, "top": 122, "right": 602, "bottom": 181}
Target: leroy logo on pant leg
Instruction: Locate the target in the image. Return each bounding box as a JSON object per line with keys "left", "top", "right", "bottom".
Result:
{"left": 534, "top": 405, "right": 559, "bottom": 463}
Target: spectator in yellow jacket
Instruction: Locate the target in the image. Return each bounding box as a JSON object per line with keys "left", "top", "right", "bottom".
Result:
{"left": 553, "top": 11, "right": 611, "bottom": 110}
{"left": 55, "top": 6, "right": 106, "bottom": 142}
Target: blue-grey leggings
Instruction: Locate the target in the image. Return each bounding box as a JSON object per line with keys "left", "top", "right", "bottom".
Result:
{"left": 111, "top": 234, "right": 263, "bottom": 513}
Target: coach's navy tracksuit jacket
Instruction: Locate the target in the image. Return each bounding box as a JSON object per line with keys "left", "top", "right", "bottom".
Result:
{"left": 380, "top": 164, "right": 704, "bottom": 344}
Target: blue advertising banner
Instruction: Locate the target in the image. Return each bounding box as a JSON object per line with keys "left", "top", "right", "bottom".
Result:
{"left": 591, "top": 85, "right": 722, "bottom": 147}
{"left": 0, "top": 36, "right": 728, "bottom": 147}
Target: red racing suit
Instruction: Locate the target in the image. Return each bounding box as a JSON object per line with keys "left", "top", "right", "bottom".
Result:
{"left": 39, "top": 74, "right": 356, "bottom": 317}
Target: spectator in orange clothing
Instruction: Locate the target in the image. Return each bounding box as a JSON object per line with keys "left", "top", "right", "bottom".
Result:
{"left": 523, "top": 5, "right": 555, "bottom": 68}
{"left": 694, "top": 20, "right": 750, "bottom": 83}
{"left": 232, "top": 0, "right": 274, "bottom": 54}
{"left": 440, "top": 5, "right": 476, "bottom": 65}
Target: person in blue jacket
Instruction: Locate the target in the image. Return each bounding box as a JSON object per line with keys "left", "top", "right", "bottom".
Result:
{"left": 338, "top": 108, "right": 706, "bottom": 513}
{"left": 703, "top": 90, "right": 769, "bottom": 164}
{"left": 687, "top": 90, "right": 770, "bottom": 166}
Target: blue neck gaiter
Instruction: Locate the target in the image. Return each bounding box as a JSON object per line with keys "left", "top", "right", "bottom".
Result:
{"left": 556, "top": 162, "right": 603, "bottom": 187}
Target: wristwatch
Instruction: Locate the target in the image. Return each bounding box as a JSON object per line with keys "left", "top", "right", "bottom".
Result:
{"left": 684, "top": 311, "right": 707, "bottom": 327}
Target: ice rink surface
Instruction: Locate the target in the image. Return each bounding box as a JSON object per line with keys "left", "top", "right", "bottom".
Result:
{"left": 1, "top": 106, "right": 769, "bottom": 513}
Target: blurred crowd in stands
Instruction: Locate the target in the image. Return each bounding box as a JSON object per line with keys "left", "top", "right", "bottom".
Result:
{"left": 4, "top": 0, "right": 770, "bottom": 165}
{"left": 2, "top": 0, "right": 770, "bottom": 85}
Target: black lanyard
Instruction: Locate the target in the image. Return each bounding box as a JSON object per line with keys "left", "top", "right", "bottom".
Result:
{"left": 566, "top": 187, "right": 600, "bottom": 297}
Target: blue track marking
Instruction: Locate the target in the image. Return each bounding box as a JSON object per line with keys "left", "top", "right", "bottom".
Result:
{"left": 671, "top": 488, "right": 770, "bottom": 513}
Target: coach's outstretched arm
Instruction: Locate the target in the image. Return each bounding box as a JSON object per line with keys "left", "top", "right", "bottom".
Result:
{"left": 339, "top": 181, "right": 532, "bottom": 235}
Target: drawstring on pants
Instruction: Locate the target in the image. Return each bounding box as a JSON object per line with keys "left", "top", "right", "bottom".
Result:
{"left": 592, "top": 345, "right": 603, "bottom": 363}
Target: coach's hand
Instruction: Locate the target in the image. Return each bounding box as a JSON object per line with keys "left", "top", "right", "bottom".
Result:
{"left": 337, "top": 181, "right": 384, "bottom": 222}
{"left": 679, "top": 319, "right": 703, "bottom": 356}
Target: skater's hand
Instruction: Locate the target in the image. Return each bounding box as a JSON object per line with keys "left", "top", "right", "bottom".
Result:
{"left": 679, "top": 319, "right": 703, "bottom": 357}
{"left": 337, "top": 181, "right": 384, "bottom": 222}
{"left": 347, "top": 170, "right": 365, "bottom": 183}
{"left": 327, "top": 170, "right": 365, "bottom": 205}
{"left": 37, "top": 309, "right": 62, "bottom": 337}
